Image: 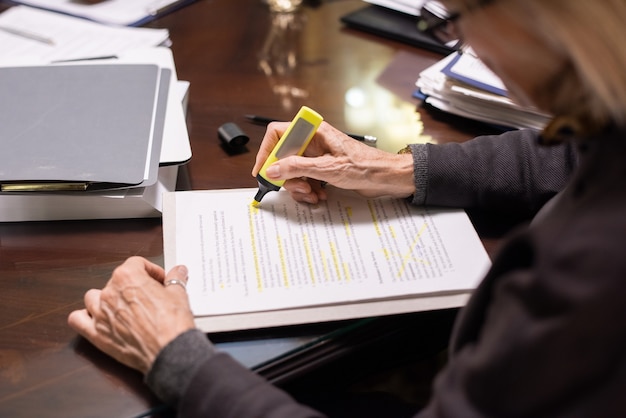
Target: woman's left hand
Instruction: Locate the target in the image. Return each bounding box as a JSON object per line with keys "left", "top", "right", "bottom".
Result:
{"left": 67, "top": 256, "right": 196, "bottom": 374}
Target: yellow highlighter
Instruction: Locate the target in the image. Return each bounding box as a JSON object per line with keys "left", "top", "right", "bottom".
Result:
{"left": 253, "top": 106, "right": 324, "bottom": 206}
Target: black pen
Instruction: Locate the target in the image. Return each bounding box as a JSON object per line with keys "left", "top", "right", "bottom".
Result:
{"left": 245, "top": 114, "right": 377, "bottom": 147}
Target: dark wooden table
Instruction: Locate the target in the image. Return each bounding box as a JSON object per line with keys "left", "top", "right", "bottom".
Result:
{"left": 0, "top": 1, "right": 499, "bottom": 416}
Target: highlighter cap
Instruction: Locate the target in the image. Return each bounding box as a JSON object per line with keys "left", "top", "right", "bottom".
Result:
{"left": 218, "top": 122, "right": 249, "bottom": 148}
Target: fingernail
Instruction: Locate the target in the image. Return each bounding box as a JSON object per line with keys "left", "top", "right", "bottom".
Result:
{"left": 266, "top": 165, "right": 280, "bottom": 178}
{"left": 176, "top": 265, "right": 188, "bottom": 278}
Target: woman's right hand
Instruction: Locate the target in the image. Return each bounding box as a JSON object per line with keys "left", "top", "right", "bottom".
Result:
{"left": 252, "top": 121, "right": 416, "bottom": 204}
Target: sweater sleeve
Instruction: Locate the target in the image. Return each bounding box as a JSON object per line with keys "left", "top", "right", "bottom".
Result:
{"left": 145, "top": 329, "right": 216, "bottom": 407}
{"left": 409, "top": 129, "right": 577, "bottom": 217}
{"left": 146, "top": 329, "right": 325, "bottom": 418}
{"left": 417, "top": 217, "right": 626, "bottom": 417}
{"left": 178, "top": 352, "right": 326, "bottom": 418}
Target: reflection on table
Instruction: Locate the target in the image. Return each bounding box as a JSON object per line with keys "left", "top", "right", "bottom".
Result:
{"left": 0, "top": 1, "right": 500, "bottom": 417}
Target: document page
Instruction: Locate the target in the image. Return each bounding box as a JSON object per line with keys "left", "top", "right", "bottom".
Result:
{"left": 0, "top": 6, "right": 169, "bottom": 63}
{"left": 164, "top": 189, "right": 491, "bottom": 317}
{"left": 5, "top": 0, "right": 183, "bottom": 26}
{"left": 365, "top": 0, "right": 425, "bottom": 16}
{"left": 441, "top": 50, "right": 507, "bottom": 96}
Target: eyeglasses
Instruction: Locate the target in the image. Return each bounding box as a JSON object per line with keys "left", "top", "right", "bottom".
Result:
{"left": 417, "top": 0, "right": 495, "bottom": 47}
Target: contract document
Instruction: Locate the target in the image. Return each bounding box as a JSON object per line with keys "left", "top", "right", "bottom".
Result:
{"left": 163, "top": 188, "right": 491, "bottom": 332}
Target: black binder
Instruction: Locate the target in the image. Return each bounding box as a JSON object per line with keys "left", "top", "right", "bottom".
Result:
{"left": 340, "top": 5, "right": 454, "bottom": 55}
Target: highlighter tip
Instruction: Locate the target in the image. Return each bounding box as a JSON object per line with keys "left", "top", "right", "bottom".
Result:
{"left": 251, "top": 200, "right": 260, "bottom": 208}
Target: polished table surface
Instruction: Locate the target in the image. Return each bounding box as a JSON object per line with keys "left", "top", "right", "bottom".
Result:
{"left": 0, "top": 0, "right": 501, "bottom": 416}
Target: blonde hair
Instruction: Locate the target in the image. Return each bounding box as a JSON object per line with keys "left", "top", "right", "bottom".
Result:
{"left": 532, "top": 1, "right": 626, "bottom": 131}
{"left": 447, "top": 0, "right": 626, "bottom": 134}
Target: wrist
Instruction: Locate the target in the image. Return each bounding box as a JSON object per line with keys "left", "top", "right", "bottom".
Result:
{"left": 145, "top": 329, "right": 216, "bottom": 407}
{"left": 372, "top": 152, "right": 415, "bottom": 198}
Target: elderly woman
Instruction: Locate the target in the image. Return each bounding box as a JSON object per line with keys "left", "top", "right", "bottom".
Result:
{"left": 68, "top": 0, "right": 626, "bottom": 416}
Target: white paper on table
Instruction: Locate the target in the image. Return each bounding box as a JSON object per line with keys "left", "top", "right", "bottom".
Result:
{"left": 164, "top": 188, "right": 491, "bottom": 318}
{"left": 364, "top": 0, "right": 426, "bottom": 16}
{"left": 0, "top": 6, "right": 169, "bottom": 64}
{"left": 4, "top": 0, "right": 182, "bottom": 26}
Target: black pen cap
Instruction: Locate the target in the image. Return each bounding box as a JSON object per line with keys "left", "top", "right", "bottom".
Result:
{"left": 218, "top": 122, "right": 250, "bottom": 148}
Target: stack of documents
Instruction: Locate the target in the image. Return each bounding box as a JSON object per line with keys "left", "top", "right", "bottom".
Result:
{"left": 0, "top": 5, "right": 192, "bottom": 222}
{"left": 365, "top": 0, "right": 425, "bottom": 15}
{"left": 4, "top": 0, "right": 195, "bottom": 26}
{"left": 0, "top": 63, "right": 169, "bottom": 192}
{"left": 164, "top": 188, "right": 491, "bottom": 333}
{"left": 0, "top": 6, "right": 170, "bottom": 64}
{"left": 415, "top": 51, "right": 551, "bottom": 131}
{"left": 0, "top": 47, "right": 191, "bottom": 222}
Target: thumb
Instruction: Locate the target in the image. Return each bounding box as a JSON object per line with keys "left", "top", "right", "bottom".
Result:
{"left": 266, "top": 155, "right": 318, "bottom": 181}
{"left": 163, "top": 265, "right": 189, "bottom": 294}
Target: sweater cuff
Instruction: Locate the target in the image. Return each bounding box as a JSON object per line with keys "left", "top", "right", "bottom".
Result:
{"left": 145, "top": 329, "right": 216, "bottom": 407}
{"left": 409, "top": 143, "right": 429, "bottom": 206}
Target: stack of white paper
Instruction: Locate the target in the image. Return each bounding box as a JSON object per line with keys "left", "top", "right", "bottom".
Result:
{"left": 3, "top": 0, "right": 192, "bottom": 26}
{"left": 0, "top": 6, "right": 170, "bottom": 64}
{"left": 416, "top": 51, "right": 551, "bottom": 131}
{"left": 365, "top": 0, "right": 425, "bottom": 16}
{"left": 0, "top": 48, "right": 191, "bottom": 222}
{"left": 163, "top": 188, "right": 491, "bottom": 332}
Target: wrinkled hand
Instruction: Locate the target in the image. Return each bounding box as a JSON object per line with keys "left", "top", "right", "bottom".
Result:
{"left": 252, "top": 121, "right": 416, "bottom": 204}
{"left": 67, "top": 256, "right": 195, "bottom": 375}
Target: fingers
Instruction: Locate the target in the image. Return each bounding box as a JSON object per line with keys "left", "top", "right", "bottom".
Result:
{"left": 121, "top": 256, "right": 166, "bottom": 284}
{"left": 142, "top": 258, "right": 167, "bottom": 283}
{"left": 265, "top": 154, "right": 330, "bottom": 185}
{"left": 68, "top": 288, "right": 102, "bottom": 340}
{"left": 282, "top": 178, "right": 327, "bottom": 204}
{"left": 253, "top": 121, "right": 360, "bottom": 183}
{"left": 264, "top": 155, "right": 307, "bottom": 181}
{"left": 83, "top": 288, "right": 102, "bottom": 315}
{"left": 163, "top": 265, "right": 189, "bottom": 296}
{"left": 67, "top": 308, "right": 96, "bottom": 338}
{"left": 66, "top": 257, "right": 195, "bottom": 375}
{"left": 311, "top": 180, "right": 328, "bottom": 201}
{"left": 251, "top": 122, "right": 289, "bottom": 176}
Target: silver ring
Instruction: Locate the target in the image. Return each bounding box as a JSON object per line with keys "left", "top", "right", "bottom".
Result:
{"left": 164, "top": 279, "right": 187, "bottom": 291}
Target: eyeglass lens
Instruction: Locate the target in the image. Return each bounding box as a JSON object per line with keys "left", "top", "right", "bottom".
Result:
{"left": 417, "top": 1, "right": 461, "bottom": 45}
